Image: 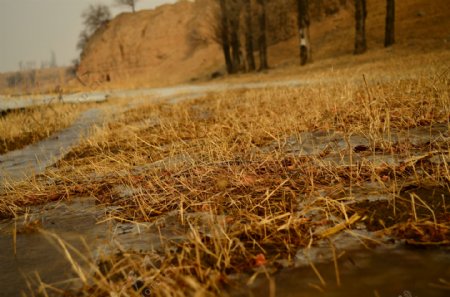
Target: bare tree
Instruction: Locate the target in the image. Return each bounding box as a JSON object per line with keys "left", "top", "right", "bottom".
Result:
{"left": 77, "top": 30, "right": 90, "bottom": 52}
{"left": 215, "top": 0, "right": 266, "bottom": 74}
{"left": 297, "top": 0, "right": 311, "bottom": 65}
{"left": 384, "top": 0, "right": 395, "bottom": 47}
{"left": 354, "top": 0, "right": 367, "bottom": 54}
{"left": 229, "top": 0, "right": 243, "bottom": 72}
{"left": 257, "top": 0, "right": 268, "bottom": 70}
{"left": 77, "top": 5, "right": 111, "bottom": 54}
{"left": 218, "top": 0, "right": 233, "bottom": 74}
{"left": 82, "top": 4, "right": 111, "bottom": 35}
{"left": 244, "top": 0, "right": 256, "bottom": 71}
{"left": 116, "top": 0, "right": 137, "bottom": 13}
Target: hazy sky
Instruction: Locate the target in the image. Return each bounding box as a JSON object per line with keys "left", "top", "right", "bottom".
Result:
{"left": 0, "top": 0, "right": 176, "bottom": 73}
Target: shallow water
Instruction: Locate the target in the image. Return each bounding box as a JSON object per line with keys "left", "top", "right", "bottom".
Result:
{"left": 0, "top": 198, "right": 223, "bottom": 296}
{"left": 1, "top": 194, "right": 448, "bottom": 297}
{"left": 260, "top": 124, "right": 448, "bottom": 157}
{"left": 234, "top": 247, "right": 450, "bottom": 297}
{"left": 0, "top": 108, "right": 103, "bottom": 185}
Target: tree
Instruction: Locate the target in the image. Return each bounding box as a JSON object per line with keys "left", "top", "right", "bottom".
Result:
{"left": 77, "top": 30, "right": 90, "bottom": 52}
{"left": 78, "top": 5, "right": 111, "bottom": 53}
{"left": 354, "top": 0, "right": 367, "bottom": 54}
{"left": 229, "top": 0, "right": 243, "bottom": 72}
{"left": 116, "top": 0, "right": 137, "bottom": 13}
{"left": 257, "top": 0, "right": 268, "bottom": 70}
{"left": 297, "top": 0, "right": 311, "bottom": 65}
{"left": 384, "top": 0, "right": 395, "bottom": 47}
{"left": 244, "top": 0, "right": 256, "bottom": 71}
{"left": 82, "top": 4, "right": 111, "bottom": 35}
{"left": 218, "top": 0, "right": 233, "bottom": 74}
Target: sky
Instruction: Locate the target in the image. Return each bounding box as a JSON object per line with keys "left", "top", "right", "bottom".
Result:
{"left": 0, "top": 0, "right": 176, "bottom": 73}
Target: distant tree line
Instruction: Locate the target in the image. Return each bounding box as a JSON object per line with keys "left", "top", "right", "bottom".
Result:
{"left": 216, "top": 0, "right": 396, "bottom": 75}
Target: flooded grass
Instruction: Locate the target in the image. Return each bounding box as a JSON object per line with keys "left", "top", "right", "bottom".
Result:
{"left": 0, "top": 55, "right": 449, "bottom": 296}
{"left": 0, "top": 103, "right": 96, "bottom": 154}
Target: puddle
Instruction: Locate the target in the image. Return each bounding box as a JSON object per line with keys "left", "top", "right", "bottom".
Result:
{"left": 0, "top": 199, "right": 142, "bottom": 297}
{"left": 0, "top": 198, "right": 229, "bottom": 297}
{"left": 233, "top": 247, "right": 450, "bottom": 297}
{"left": 257, "top": 124, "right": 448, "bottom": 168}
{"left": 352, "top": 187, "right": 450, "bottom": 235}
{"left": 0, "top": 191, "right": 448, "bottom": 296}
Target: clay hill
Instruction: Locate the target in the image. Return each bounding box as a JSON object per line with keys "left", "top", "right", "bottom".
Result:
{"left": 76, "top": 0, "right": 221, "bottom": 88}
{"left": 66, "top": 0, "right": 450, "bottom": 89}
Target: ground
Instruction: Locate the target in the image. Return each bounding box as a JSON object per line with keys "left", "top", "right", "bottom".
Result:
{"left": 0, "top": 0, "right": 449, "bottom": 295}
{"left": 0, "top": 43, "right": 449, "bottom": 296}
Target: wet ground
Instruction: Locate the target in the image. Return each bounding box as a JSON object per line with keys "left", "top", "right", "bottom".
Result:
{"left": 0, "top": 108, "right": 104, "bottom": 184}
{"left": 0, "top": 81, "right": 449, "bottom": 296}
{"left": 0, "top": 196, "right": 448, "bottom": 297}
{"left": 234, "top": 247, "right": 450, "bottom": 297}
{"left": 0, "top": 93, "right": 107, "bottom": 114}
{"left": 0, "top": 198, "right": 229, "bottom": 297}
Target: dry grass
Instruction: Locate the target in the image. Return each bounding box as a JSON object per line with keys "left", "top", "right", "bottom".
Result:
{"left": 0, "top": 103, "right": 96, "bottom": 155}
{"left": 1, "top": 52, "right": 449, "bottom": 296}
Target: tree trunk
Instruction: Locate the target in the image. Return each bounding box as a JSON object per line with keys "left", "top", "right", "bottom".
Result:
{"left": 230, "top": 16, "right": 241, "bottom": 73}
{"left": 219, "top": 0, "right": 233, "bottom": 74}
{"left": 297, "top": 0, "right": 311, "bottom": 66}
{"left": 257, "top": 0, "right": 268, "bottom": 71}
{"left": 384, "top": 0, "right": 395, "bottom": 47}
{"left": 244, "top": 0, "right": 256, "bottom": 71}
{"left": 354, "top": 0, "right": 367, "bottom": 55}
